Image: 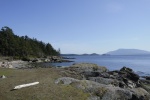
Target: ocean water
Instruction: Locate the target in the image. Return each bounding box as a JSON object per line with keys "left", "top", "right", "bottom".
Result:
{"left": 50, "top": 55, "right": 150, "bottom": 76}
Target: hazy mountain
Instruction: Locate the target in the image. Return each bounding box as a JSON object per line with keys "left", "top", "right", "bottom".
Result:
{"left": 106, "top": 49, "right": 150, "bottom": 55}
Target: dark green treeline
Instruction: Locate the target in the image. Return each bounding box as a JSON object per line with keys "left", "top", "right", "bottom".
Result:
{"left": 0, "top": 26, "right": 60, "bottom": 57}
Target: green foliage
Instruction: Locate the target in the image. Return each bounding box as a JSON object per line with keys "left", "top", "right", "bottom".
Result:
{"left": 0, "top": 26, "right": 60, "bottom": 57}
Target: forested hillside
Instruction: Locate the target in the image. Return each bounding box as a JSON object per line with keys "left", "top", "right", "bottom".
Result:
{"left": 0, "top": 26, "right": 60, "bottom": 58}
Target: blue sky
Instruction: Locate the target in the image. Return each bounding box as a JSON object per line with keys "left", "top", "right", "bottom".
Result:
{"left": 1, "top": 0, "right": 150, "bottom": 54}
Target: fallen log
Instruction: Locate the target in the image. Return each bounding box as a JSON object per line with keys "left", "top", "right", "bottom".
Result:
{"left": 14, "top": 82, "right": 39, "bottom": 90}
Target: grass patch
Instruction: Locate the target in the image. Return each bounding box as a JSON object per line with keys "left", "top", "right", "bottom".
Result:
{"left": 0, "top": 68, "right": 89, "bottom": 100}
{"left": 0, "top": 68, "right": 13, "bottom": 76}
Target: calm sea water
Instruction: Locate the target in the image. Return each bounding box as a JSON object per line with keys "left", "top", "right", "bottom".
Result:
{"left": 50, "top": 55, "right": 150, "bottom": 76}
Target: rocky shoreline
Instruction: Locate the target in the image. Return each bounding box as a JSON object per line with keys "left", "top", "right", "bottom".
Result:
{"left": 0, "top": 56, "right": 74, "bottom": 69}
{"left": 56, "top": 63, "right": 150, "bottom": 100}
{"left": 0, "top": 60, "right": 150, "bottom": 100}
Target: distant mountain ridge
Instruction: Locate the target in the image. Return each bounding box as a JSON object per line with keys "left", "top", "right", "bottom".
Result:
{"left": 106, "top": 49, "right": 150, "bottom": 55}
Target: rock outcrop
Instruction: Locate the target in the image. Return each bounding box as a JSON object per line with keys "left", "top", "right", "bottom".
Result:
{"left": 56, "top": 63, "right": 150, "bottom": 100}
{"left": 55, "top": 77, "right": 150, "bottom": 100}
{"left": 0, "top": 60, "right": 29, "bottom": 69}
{"left": 69, "top": 63, "right": 108, "bottom": 73}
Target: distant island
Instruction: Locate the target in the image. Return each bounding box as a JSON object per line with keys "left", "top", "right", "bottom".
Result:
{"left": 82, "top": 53, "right": 100, "bottom": 56}
{"left": 106, "top": 49, "right": 150, "bottom": 55}
{"left": 61, "top": 53, "right": 100, "bottom": 56}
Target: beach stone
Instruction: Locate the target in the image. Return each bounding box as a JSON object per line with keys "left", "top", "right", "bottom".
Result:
{"left": 8, "top": 63, "right": 13, "bottom": 68}
{"left": 1, "top": 62, "right": 6, "bottom": 68}
{"left": 1, "top": 75, "right": 6, "bottom": 79}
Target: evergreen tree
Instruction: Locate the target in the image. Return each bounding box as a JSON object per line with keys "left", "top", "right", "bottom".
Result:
{"left": 0, "top": 26, "right": 60, "bottom": 57}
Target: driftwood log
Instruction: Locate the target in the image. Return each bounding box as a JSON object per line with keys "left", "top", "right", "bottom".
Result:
{"left": 14, "top": 82, "right": 39, "bottom": 89}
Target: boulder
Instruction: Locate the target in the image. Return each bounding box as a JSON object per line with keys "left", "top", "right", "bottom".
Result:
{"left": 108, "top": 67, "right": 140, "bottom": 89}
{"left": 8, "top": 64, "right": 13, "bottom": 68}
{"left": 0, "top": 75, "right": 6, "bottom": 79}
{"left": 131, "top": 88, "right": 150, "bottom": 100}
{"left": 101, "top": 87, "right": 132, "bottom": 100}
{"left": 1, "top": 62, "right": 6, "bottom": 68}
{"left": 120, "top": 67, "right": 139, "bottom": 82}
{"left": 44, "top": 58, "right": 50, "bottom": 62}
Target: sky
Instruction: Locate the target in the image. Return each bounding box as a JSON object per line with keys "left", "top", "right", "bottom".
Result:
{"left": 1, "top": 0, "right": 150, "bottom": 54}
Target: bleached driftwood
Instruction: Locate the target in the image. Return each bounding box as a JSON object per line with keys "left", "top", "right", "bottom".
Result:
{"left": 14, "top": 82, "right": 39, "bottom": 89}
